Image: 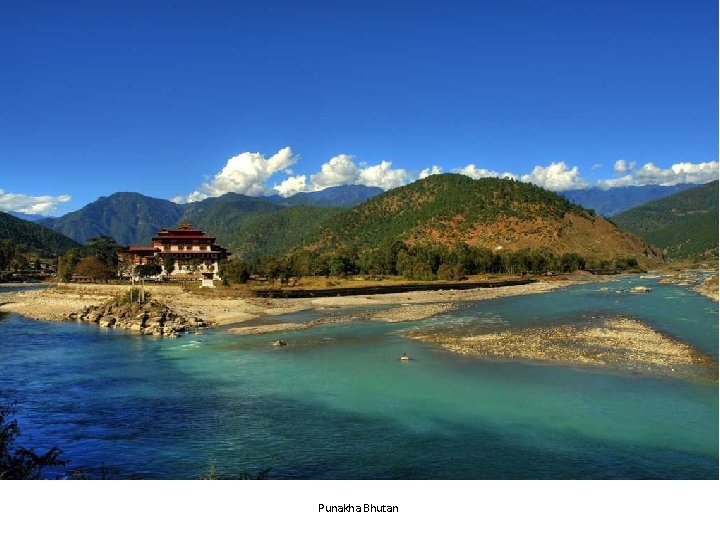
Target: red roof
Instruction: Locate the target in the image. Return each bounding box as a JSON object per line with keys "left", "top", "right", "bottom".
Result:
{"left": 152, "top": 235, "right": 216, "bottom": 241}
{"left": 120, "top": 224, "right": 229, "bottom": 257}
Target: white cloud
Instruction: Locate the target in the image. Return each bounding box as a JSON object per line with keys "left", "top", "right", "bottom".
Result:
{"left": 520, "top": 162, "right": 588, "bottom": 190}
{"left": 273, "top": 175, "right": 310, "bottom": 197}
{"left": 305, "top": 154, "right": 411, "bottom": 192}
{"left": 597, "top": 161, "right": 719, "bottom": 188}
{"left": 310, "top": 154, "right": 361, "bottom": 189}
{"left": 358, "top": 160, "right": 410, "bottom": 189}
{"left": 591, "top": 163, "right": 603, "bottom": 170}
{"left": 419, "top": 165, "right": 443, "bottom": 179}
{"left": 614, "top": 159, "right": 638, "bottom": 174}
{"left": 0, "top": 189, "right": 71, "bottom": 215}
{"left": 175, "top": 146, "right": 299, "bottom": 202}
{"left": 453, "top": 164, "right": 517, "bottom": 180}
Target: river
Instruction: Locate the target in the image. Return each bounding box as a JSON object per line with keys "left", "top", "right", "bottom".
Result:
{"left": 0, "top": 275, "right": 716, "bottom": 479}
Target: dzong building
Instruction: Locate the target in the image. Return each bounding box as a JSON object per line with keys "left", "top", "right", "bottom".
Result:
{"left": 120, "top": 224, "right": 229, "bottom": 287}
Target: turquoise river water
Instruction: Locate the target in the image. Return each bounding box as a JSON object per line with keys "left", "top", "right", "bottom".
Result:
{"left": 0, "top": 275, "right": 717, "bottom": 479}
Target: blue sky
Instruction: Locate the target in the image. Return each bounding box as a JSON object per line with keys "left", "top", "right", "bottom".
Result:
{"left": 0, "top": 0, "right": 717, "bottom": 214}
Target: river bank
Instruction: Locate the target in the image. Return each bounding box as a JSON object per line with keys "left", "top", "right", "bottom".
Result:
{"left": 0, "top": 279, "right": 573, "bottom": 328}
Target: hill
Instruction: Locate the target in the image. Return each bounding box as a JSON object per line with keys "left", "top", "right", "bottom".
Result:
{"left": 42, "top": 192, "right": 184, "bottom": 245}
{"left": 612, "top": 181, "right": 719, "bottom": 260}
{"left": 224, "top": 205, "right": 345, "bottom": 258}
{"left": 177, "top": 193, "right": 283, "bottom": 247}
{"left": 39, "top": 185, "right": 380, "bottom": 247}
{"left": 299, "top": 174, "right": 657, "bottom": 266}
{"left": 561, "top": 184, "right": 697, "bottom": 216}
{"left": 7, "top": 211, "right": 49, "bottom": 222}
{"left": 0, "top": 211, "right": 80, "bottom": 256}
{"left": 281, "top": 185, "right": 383, "bottom": 207}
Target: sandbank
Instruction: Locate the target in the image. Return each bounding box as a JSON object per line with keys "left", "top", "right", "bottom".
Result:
{"left": 407, "top": 316, "right": 716, "bottom": 380}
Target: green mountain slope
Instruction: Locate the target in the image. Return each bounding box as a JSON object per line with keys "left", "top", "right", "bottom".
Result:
{"left": 45, "top": 192, "right": 184, "bottom": 245}
{"left": 561, "top": 184, "right": 695, "bottom": 216}
{"left": 177, "top": 193, "right": 283, "bottom": 247}
{"left": 39, "top": 186, "right": 378, "bottom": 247}
{"left": 298, "top": 174, "right": 657, "bottom": 263}
{"left": 612, "top": 181, "right": 719, "bottom": 259}
{"left": 225, "top": 205, "right": 345, "bottom": 258}
{"left": 280, "top": 185, "right": 383, "bottom": 207}
{"left": 0, "top": 211, "right": 80, "bottom": 255}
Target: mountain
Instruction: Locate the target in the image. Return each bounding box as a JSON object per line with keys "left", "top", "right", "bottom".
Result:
{"left": 40, "top": 185, "right": 381, "bottom": 247}
{"left": 224, "top": 205, "right": 345, "bottom": 258}
{"left": 43, "top": 192, "right": 185, "bottom": 246}
{"left": 7, "top": 211, "right": 50, "bottom": 222}
{"left": 560, "top": 184, "right": 698, "bottom": 216}
{"left": 612, "top": 181, "right": 719, "bottom": 260}
{"left": 0, "top": 211, "right": 80, "bottom": 256}
{"left": 300, "top": 174, "right": 657, "bottom": 264}
{"left": 281, "top": 185, "right": 383, "bottom": 207}
{"left": 177, "top": 192, "right": 283, "bottom": 247}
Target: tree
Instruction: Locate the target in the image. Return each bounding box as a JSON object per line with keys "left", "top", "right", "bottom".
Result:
{"left": 84, "top": 236, "right": 120, "bottom": 267}
{"left": 328, "top": 254, "right": 351, "bottom": 277}
{"left": 1, "top": 397, "right": 66, "bottom": 479}
{"left": 0, "top": 240, "right": 16, "bottom": 271}
{"left": 57, "top": 249, "right": 81, "bottom": 282}
{"left": 220, "top": 259, "right": 251, "bottom": 284}
{"left": 163, "top": 254, "right": 175, "bottom": 275}
{"left": 74, "top": 256, "right": 115, "bottom": 282}
{"left": 135, "top": 262, "right": 162, "bottom": 278}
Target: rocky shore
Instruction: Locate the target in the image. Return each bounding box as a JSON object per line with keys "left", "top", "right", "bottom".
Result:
{"left": 68, "top": 297, "right": 208, "bottom": 337}
{"left": 658, "top": 271, "right": 719, "bottom": 302}
{"left": 407, "top": 316, "right": 717, "bottom": 380}
{"left": 693, "top": 274, "right": 719, "bottom": 302}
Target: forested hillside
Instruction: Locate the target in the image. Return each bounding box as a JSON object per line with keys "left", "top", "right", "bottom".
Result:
{"left": 0, "top": 211, "right": 80, "bottom": 256}
{"left": 40, "top": 192, "right": 184, "bottom": 245}
{"left": 303, "top": 174, "right": 651, "bottom": 259}
{"left": 224, "top": 205, "right": 345, "bottom": 258}
{"left": 561, "top": 183, "right": 696, "bottom": 216}
{"left": 612, "top": 181, "right": 718, "bottom": 260}
{"left": 36, "top": 185, "right": 382, "bottom": 247}
{"left": 228, "top": 174, "right": 658, "bottom": 282}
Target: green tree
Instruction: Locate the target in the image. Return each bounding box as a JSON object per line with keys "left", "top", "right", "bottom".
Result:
{"left": 163, "top": 254, "right": 175, "bottom": 275}
{"left": 84, "top": 236, "right": 120, "bottom": 267}
{"left": 0, "top": 240, "right": 16, "bottom": 271}
{"left": 57, "top": 249, "right": 81, "bottom": 282}
{"left": 328, "top": 254, "right": 351, "bottom": 277}
{"left": 135, "top": 262, "right": 162, "bottom": 278}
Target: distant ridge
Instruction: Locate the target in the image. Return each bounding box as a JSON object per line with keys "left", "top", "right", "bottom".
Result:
{"left": 42, "top": 192, "right": 184, "bottom": 246}
{"left": 38, "top": 184, "right": 383, "bottom": 246}
{"left": 281, "top": 185, "right": 383, "bottom": 207}
{"left": 560, "top": 183, "right": 699, "bottom": 216}
{"left": 7, "top": 211, "right": 48, "bottom": 222}
{"left": 612, "top": 181, "right": 719, "bottom": 260}
{"left": 0, "top": 211, "right": 80, "bottom": 256}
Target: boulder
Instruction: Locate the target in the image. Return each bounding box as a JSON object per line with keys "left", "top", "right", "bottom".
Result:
{"left": 98, "top": 316, "right": 116, "bottom": 328}
{"left": 629, "top": 286, "right": 651, "bottom": 294}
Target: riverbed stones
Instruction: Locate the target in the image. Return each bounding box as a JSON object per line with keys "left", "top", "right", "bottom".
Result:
{"left": 407, "top": 316, "right": 716, "bottom": 380}
{"left": 98, "top": 316, "right": 116, "bottom": 328}
{"left": 66, "top": 297, "right": 207, "bottom": 338}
